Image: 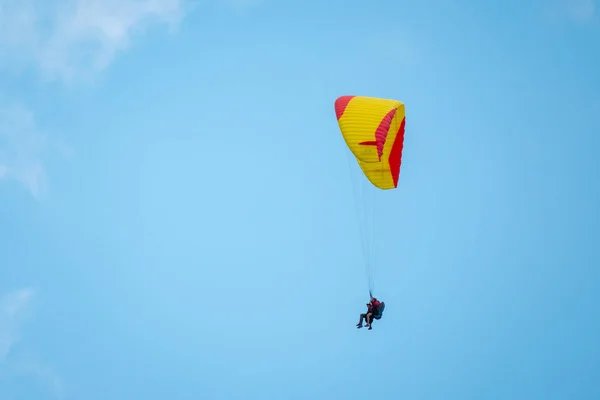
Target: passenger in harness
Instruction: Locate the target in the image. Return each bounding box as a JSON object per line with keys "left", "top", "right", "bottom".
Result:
{"left": 356, "top": 297, "right": 385, "bottom": 330}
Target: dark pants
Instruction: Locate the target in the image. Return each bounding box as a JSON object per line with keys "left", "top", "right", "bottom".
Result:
{"left": 359, "top": 312, "right": 381, "bottom": 324}
{"left": 359, "top": 313, "right": 367, "bottom": 324}
{"left": 358, "top": 313, "right": 372, "bottom": 325}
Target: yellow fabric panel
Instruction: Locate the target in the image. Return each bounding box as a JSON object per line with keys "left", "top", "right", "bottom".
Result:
{"left": 336, "top": 96, "right": 404, "bottom": 163}
{"left": 357, "top": 159, "right": 395, "bottom": 189}
{"left": 356, "top": 107, "right": 405, "bottom": 190}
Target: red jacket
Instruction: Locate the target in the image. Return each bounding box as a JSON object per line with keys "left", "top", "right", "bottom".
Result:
{"left": 368, "top": 300, "right": 380, "bottom": 312}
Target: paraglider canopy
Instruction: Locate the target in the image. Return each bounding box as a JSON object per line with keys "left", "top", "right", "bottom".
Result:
{"left": 334, "top": 95, "right": 406, "bottom": 190}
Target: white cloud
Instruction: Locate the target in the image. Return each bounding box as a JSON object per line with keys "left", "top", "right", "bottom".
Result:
{"left": 566, "top": 0, "right": 595, "bottom": 22}
{"left": 12, "top": 356, "right": 66, "bottom": 399}
{"left": 0, "top": 0, "right": 186, "bottom": 81}
{"left": 0, "top": 0, "right": 187, "bottom": 197}
{"left": 0, "top": 288, "right": 34, "bottom": 360}
{"left": 0, "top": 288, "right": 65, "bottom": 399}
{"left": 0, "top": 105, "right": 48, "bottom": 198}
{"left": 544, "top": 0, "right": 596, "bottom": 24}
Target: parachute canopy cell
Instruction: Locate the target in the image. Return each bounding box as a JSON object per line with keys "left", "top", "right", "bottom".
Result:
{"left": 335, "top": 95, "right": 406, "bottom": 190}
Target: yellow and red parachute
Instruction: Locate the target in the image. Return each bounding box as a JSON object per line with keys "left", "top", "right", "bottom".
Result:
{"left": 334, "top": 95, "right": 406, "bottom": 295}
{"left": 334, "top": 95, "right": 406, "bottom": 190}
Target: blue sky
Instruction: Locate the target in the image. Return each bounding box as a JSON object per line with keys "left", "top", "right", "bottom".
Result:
{"left": 1, "top": 0, "right": 599, "bottom": 399}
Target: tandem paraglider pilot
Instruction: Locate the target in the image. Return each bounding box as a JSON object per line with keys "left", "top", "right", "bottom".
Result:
{"left": 356, "top": 297, "right": 385, "bottom": 330}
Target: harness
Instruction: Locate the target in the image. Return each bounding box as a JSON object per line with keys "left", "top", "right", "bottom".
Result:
{"left": 373, "top": 301, "right": 385, "bottom": 319}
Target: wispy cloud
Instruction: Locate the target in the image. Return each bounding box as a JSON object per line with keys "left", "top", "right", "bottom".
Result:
{"left": 0, "top": 0, "right": 188, "bottom": 196}
{"left": 544, "top": 0, "right": 596, "bottom": 24}
{"left": 0, "top": 0, "right": 186, "bottom": 81}
{"left": 12, "top": 355, "right": 66, "bottom": 399}
{"left": 0, "top": 105, "right": 48, "bottom": 197}
{"left": 0, "top": 288, "right": 35, "bottom": 360}
{"left": 0, "top": 288, "right": 65, "bottom": 399}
